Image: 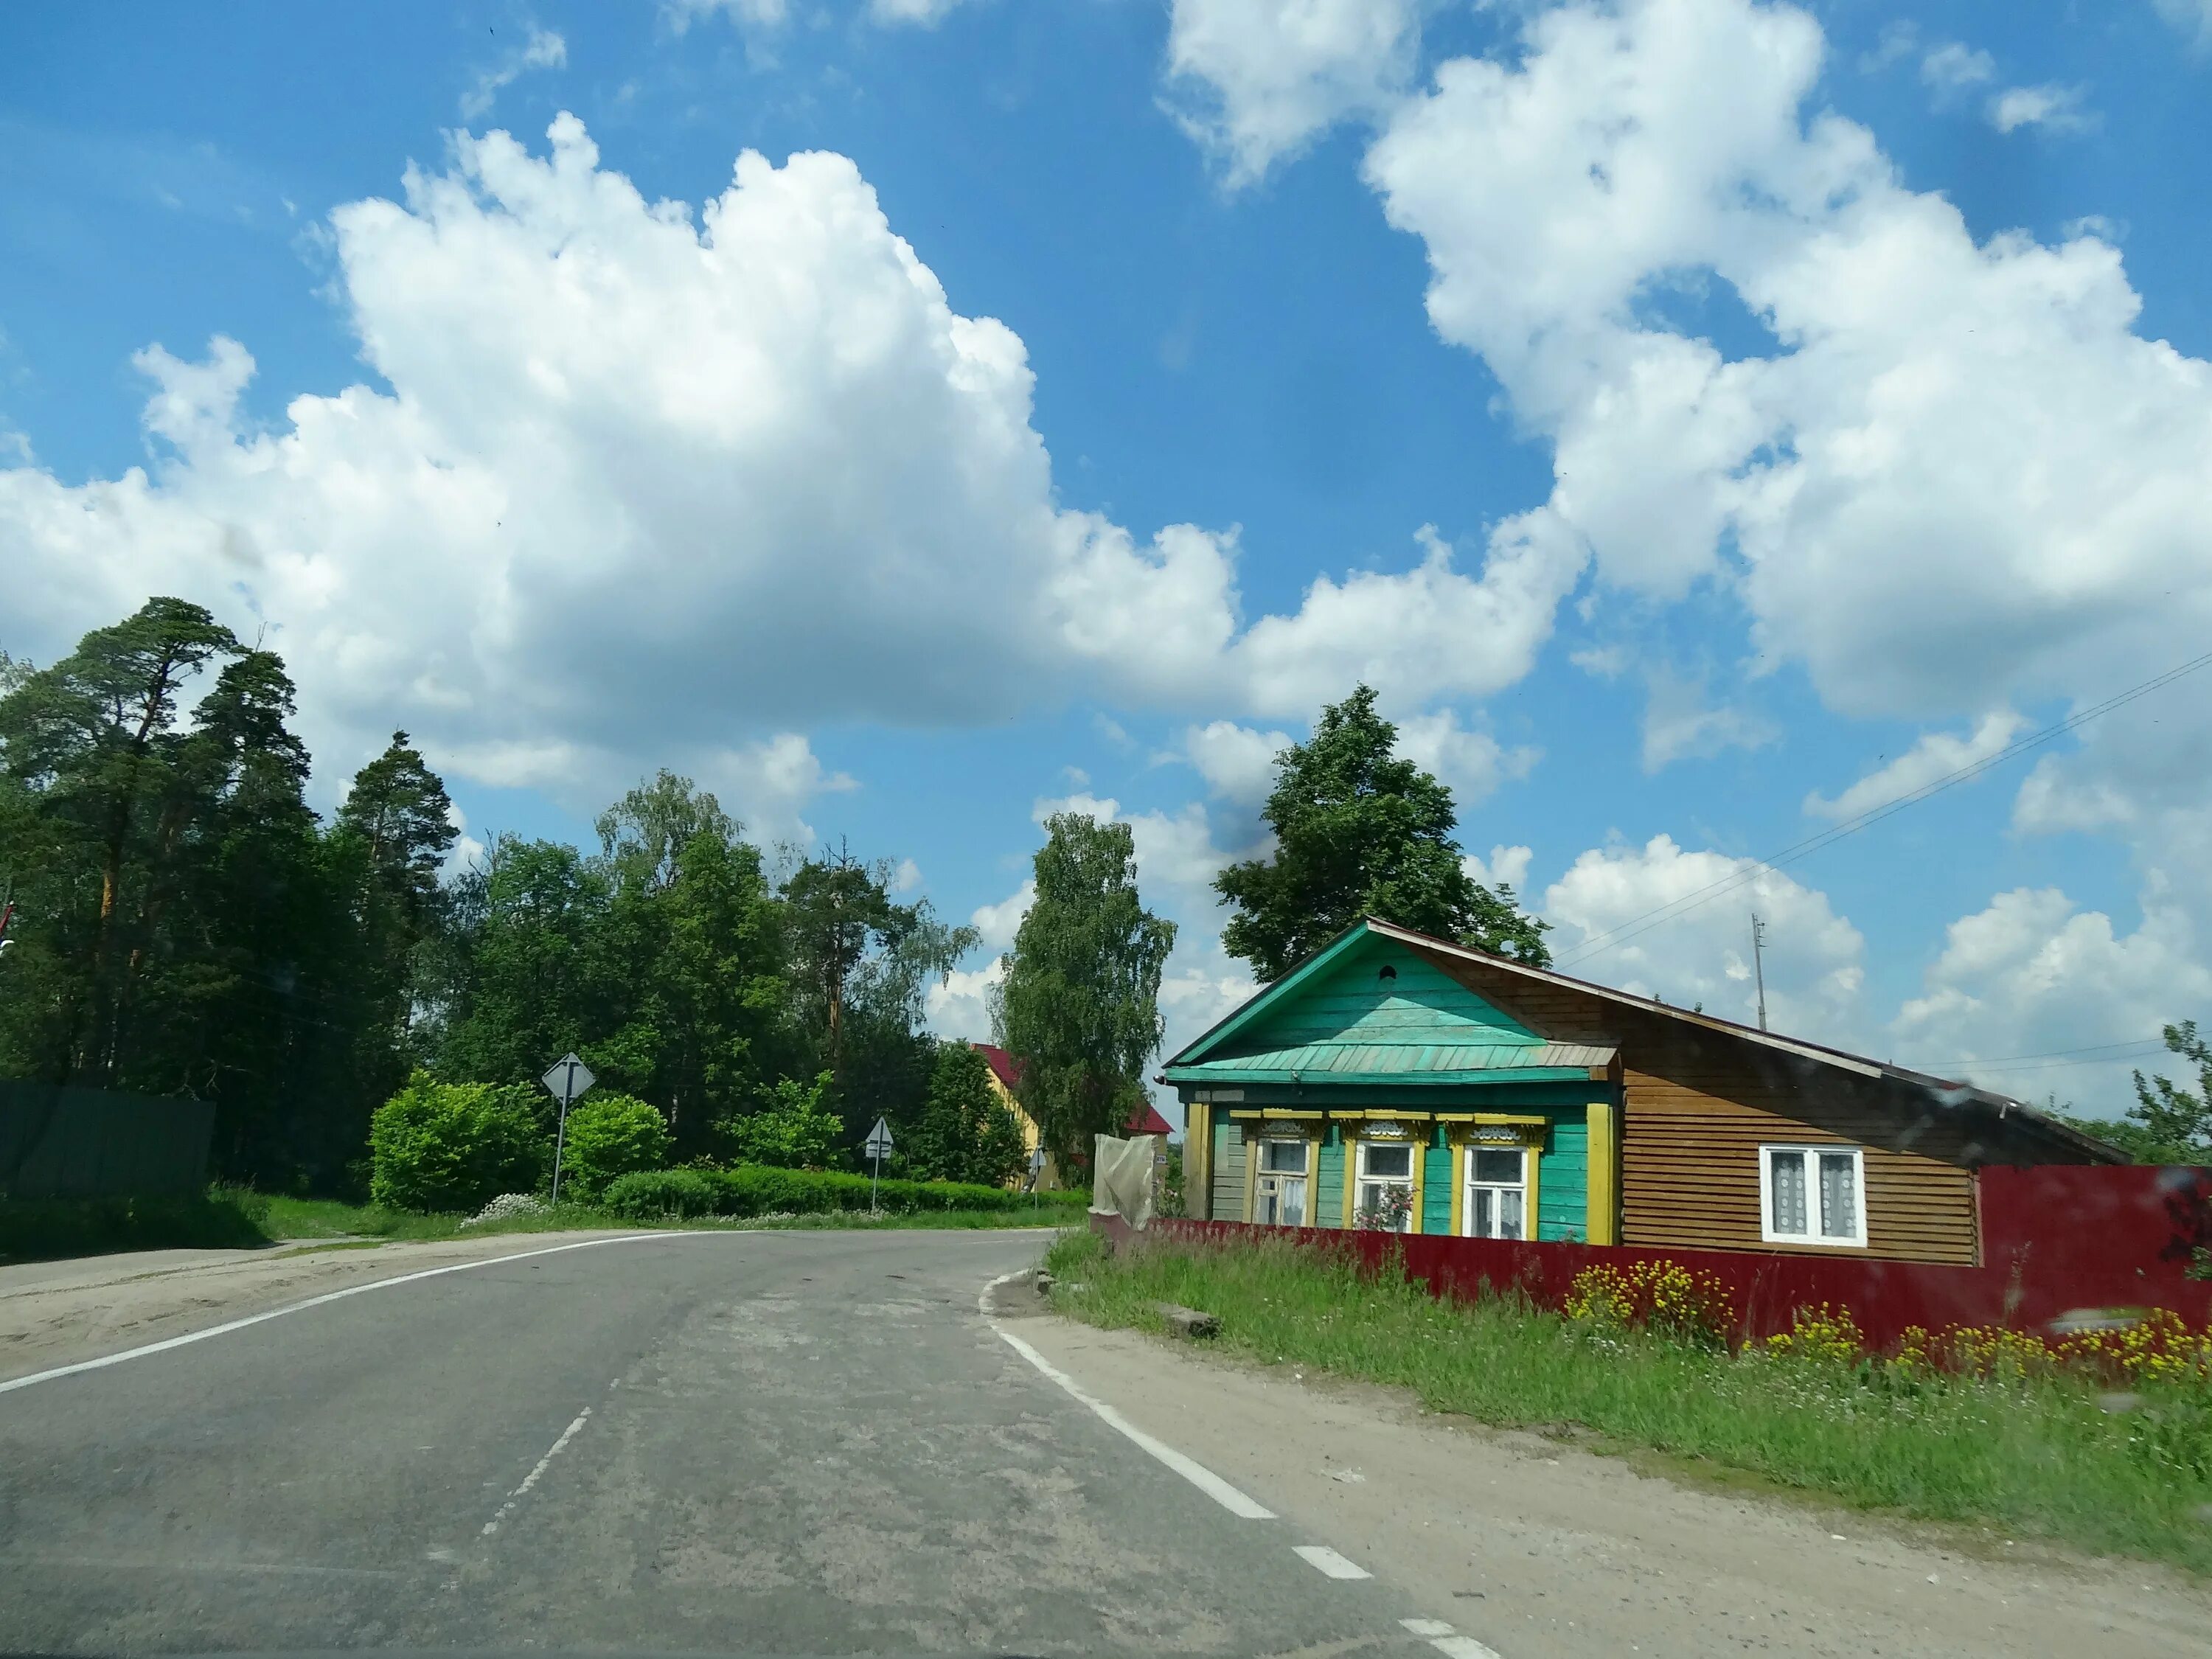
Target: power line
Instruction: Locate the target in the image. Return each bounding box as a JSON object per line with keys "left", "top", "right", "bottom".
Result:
{"left": 1928, "top": 1037, "right": 2171, "bottom": 1067}
{"left": 1557, "top": 646, "right": 2212, "bottom": 968}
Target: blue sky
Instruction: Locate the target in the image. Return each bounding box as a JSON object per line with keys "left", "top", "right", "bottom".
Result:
{"left": 6, "top": 0, "right": 2211, "bottom": 1118}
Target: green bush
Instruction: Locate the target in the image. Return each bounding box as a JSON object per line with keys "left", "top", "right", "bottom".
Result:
{"left": 369, "top": 1071, "right": 549, "bottom": 1213}
{"left": 597, "top": 1168, "right": 722, "bottom": 1220}
{"left": 597, "top": 1162, "right": 1089, "bottom": 1222}
{"left": 725, "top": 1072, "right": 841, "bottom": 1169}
{"left": 557, "top": 1093, "right": 672, "bottom": 1199}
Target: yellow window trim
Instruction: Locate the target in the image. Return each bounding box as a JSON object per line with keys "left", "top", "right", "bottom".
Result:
{"left": 1453, "top": 1122, "right": 1544, "bottom": 1239}
{"left": 1585, "top": 1099, "right": 1618, "bottom": 1246}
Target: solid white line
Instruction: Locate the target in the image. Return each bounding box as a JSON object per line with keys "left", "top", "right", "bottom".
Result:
{"left": 0, "top": 1233, "right": 688, "bottom": 1397}
{"left": 481, "top": 1405, "right": 592, "bottom": 1536}
{"left": 990, "top": 1323, "right": 1276, "bottom": 1520}
{"left": 1399, "top": 1618, "right": 1503, "bottom": 1659}
{"left": 1293, "top": 1544, "right": 1371, "bottom": 1579}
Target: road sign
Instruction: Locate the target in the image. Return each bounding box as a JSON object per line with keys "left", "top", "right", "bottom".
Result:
{"left": 1028, "top": 1147, "right": 1046, "bottom": 1173}
{"left": 541, "top": 1054, "right": 596, "bottom": 1203}
{"left": 542, "top": 1054, "right": 595, "bottom": 1106}
{"left": 863, "top": 1116, "right": 894, "bottom": 1215}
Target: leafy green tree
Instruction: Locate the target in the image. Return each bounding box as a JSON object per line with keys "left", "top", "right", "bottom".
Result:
{"left": 997, "top": 813, "right": 1175, "bottom": 1164}
{"left": 904, "top": 1043, "right": 1027, "bottom": 1186}
{"left": 434, "top": 835, "right": 613, "bottom": 1108}
{"left": 368, "top": 1071, "right": 546, "bottom": 1211}
{"left": 1214, "top": 685, "right": 1548, "bottom": 981}
{"left": 2126, "top": 1023, "right": 2212, "bottom": 1163}
{"left": 781, "top": 843, "right": 974, "bottom": 1142}
{"left": 726, "top": 1071, "right": 841, "bottom": 1169}
{"left": 557, "top": 1092, "right": 673, "bottom": 1198}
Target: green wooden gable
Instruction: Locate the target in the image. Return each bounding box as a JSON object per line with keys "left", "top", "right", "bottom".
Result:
{"left": 1164, "top": 923, "right": 1608, "bottom": 1086}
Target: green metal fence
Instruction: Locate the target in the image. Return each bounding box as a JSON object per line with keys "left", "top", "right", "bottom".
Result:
{"left": 0, "top": 1082, "right": 216, "bottom": 1199}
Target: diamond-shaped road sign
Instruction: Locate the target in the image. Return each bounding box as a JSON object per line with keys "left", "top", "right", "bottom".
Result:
{"left": 541, "top": 1053, "right": 595, "bottom": 1107}
{"left": 862, "top": 1115, "right": 894, "bottom": 1158}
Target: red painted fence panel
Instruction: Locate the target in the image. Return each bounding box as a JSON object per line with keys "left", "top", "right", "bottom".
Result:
{"left": 1110, "top": 1165, "right": 2212, "bottom": 1349}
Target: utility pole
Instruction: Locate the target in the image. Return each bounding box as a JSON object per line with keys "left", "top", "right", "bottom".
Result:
{"left": 1750, "top": 913, "right": 1769, "bottom": 1032}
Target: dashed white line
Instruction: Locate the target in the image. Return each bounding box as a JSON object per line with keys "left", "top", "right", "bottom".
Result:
{"left": 481, "top": 1406, "right": 594, "bottom": 1536}
{"left": 1293, "top": 1544, "right": 1372, "bottom": 1579}
{"left": 1401, "top": 1616, "right": 1503, "bottom": 1659}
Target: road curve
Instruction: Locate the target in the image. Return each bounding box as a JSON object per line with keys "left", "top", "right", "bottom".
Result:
{"left": 0, "top": 1230, "right": 1424, "bottom": 1657}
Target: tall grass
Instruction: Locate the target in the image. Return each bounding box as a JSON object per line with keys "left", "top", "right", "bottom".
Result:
{"left": 1046, "top": 1228, "right": 2212, "bottom": 1575}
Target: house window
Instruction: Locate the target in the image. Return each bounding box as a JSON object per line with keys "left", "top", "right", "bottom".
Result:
{"left": 1254, "top": 1136, "right": 1310, "bottom": 1228}
{"left": 1465, "top": 1145, "right": 1527, "bottom": 1240}
{"left": 1354, "top": 1140, "right": 1415, "bottom": 1232}
{"left": 1761, "top": 1144, "right": 1866, "bottom": 1248}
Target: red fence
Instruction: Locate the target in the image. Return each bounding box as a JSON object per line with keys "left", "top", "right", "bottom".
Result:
{"left": 1106, "top": 1164, "right": 2212, "bottom": 1349}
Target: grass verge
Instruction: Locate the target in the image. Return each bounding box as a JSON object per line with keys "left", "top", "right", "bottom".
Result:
{"left": 1045, "top": 1228, "right": 2212, "bottom": 1576}
{"left": 0, "top": 1186, "right": 1076, "bottom": 1266}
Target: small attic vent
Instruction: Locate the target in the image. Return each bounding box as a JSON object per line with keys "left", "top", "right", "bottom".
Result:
{"left": 1378, "top": 965, "right": 1397, "bottom": 982}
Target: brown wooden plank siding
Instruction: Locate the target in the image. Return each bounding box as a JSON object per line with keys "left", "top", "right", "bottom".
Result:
{"left": 1406, "top": 943, "right": 1989, "bottom": 1265}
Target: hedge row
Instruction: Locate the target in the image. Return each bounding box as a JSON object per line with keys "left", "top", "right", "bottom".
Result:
{"left": 598, "top": 1165, "right": 1091, "bottom": 1222}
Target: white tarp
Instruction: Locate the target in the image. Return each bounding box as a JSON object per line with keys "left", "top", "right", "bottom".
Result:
{"left": 1092, "top": 1133, "right": 1161, "bottom": 1228}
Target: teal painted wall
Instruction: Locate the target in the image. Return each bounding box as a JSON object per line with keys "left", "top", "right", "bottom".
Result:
{"left": 1421, "top": 1141, "right": 1453, "bottom": 1234}
{"left": 1539, "top": 1117, "right": 1588, "bottom": 1241}
{"left": 1211, "top": 1119, "right": 1246, "bottom": 1222}
{"left": 1228, "top": 942, "right": 1540, "bottom": 1056}
{"left": 1315, "top": 1130, "right": 1344, "bottom": 1228}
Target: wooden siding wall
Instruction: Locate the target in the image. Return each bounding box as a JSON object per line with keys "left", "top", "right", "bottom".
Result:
{"left": 1211, "top": 1118, "right": 1248, "bottom": 1222}
{"left": 1422, "top": 1140, "right": 1453, "bottom": 1234}
{"left": 1316, "top": 1132, "right": 1345, "bottom": 1225}
{"left": 1411, "top": 945, "right": 1983, "bottom": 1265}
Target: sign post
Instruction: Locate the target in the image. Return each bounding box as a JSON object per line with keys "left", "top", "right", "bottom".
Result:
{"left": 862, "top": 1116, "right": 894, "bottom": 1216}
{"left": 540, "top": 1052, "right": 596, "bottom": 1204}
{"left": 1028, "top": 1146, "right": 1046, "bottom": 1213}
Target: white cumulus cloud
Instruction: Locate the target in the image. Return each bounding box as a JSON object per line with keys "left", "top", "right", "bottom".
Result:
{"left": 1540, "top": 835, "right": 1868, "bottom": 1045}
{"left": 460, "top": 25, "right": 567, "bottom": 120}
{"left": 1987, "top": 83, "right": 2095, "bottom": 136}
{"left": 1891, "top": 883, "right": 2212, "bottom": 1110}
{"left": 1805, "top": 711, "right": 2025, "bottom": 821}
{"left": 0, "top": 116, "right": 1568, "bottom": 809}
{"left": 1164, "top": 0, "right": 1427, "bottom": 184}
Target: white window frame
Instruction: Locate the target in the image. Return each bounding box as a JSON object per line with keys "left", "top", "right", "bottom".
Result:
{"left": 1464, "top": 1143, "right": 1528, "bottom": 1241}
{"left": 1253, "top": 1135, "right": 1312, "bottom": 1228}
{"left": 1759, "top": 1144, "right": 1868, "bottom": 1248}
{"left": 1354, "top": 1138, "right": 1416, "bottom": 1233}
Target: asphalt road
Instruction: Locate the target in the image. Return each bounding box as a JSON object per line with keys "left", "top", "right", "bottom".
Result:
{"left": 0, "top": 1231, "right": 1434, "bottom": 1658}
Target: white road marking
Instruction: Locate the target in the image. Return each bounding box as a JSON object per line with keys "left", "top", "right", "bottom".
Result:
{"left": 989, "top": 1321, "right": 1276, "bottom": 1520}
{"left": 1293, "top": 1544, "right": 1372, "bottom": 1579}
{"left": 481, "top": 1406, "right": 593, "bottom": 1536}
{"left": 6, "top": 1228, "right": 1057, "bottom": 1399}
{"left": 0, "top": 1234, "right": 698, "bottom": 1396}
{"left": 1400, "top": 1616, "right": 1503, "bottom": 1659}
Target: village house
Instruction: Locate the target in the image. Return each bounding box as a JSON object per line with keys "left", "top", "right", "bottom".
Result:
{"left": 972, "top": 1042, "right": 1174, "bottom": 1189}
{"left": 1161, "top": 919, "right": 2118, "bottom": 1265}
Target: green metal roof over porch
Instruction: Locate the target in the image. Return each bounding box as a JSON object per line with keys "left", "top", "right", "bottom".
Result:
{"left": 1164, "top": 922, "right": 1614, "bottom": 1088}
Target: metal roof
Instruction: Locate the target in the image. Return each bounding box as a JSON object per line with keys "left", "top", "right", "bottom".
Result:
{"left": 1167, "top": 1039, "right": 1613, "bottom": 1082}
